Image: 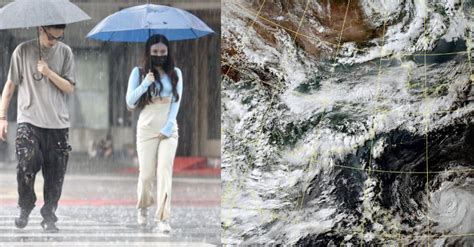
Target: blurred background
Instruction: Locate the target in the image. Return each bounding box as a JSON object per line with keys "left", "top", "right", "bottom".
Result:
{"left": 0, "top": 0, "right": 221, "bottom": 175}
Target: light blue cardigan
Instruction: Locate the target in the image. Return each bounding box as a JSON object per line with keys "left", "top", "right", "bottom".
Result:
{"left": 126, "top": 67, "right": 183, "bottom": 137}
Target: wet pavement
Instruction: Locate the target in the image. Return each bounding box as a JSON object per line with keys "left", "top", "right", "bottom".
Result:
{"left": 0, "top": 171, "right": 221, "bottom": 246}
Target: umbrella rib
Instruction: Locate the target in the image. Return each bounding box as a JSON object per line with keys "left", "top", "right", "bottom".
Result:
{"left": 190, "top": 28, "right": 200, "bottom": 39}
{"left": 108, "top": 29, "right": 116, "bottom": 42}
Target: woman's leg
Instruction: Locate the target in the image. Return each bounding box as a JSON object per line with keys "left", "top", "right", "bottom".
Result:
{"left": 136, "top": 134, "right": 160, "bottom": 209}
{"left": 155, "top": 136, "right": 178, "bottom": 222}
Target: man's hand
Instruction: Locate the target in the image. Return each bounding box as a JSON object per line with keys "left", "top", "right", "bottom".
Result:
{"left": 38, "top": 60, "right": 74, "bottom": 94}
{"left": 37, "top": 59, "right": 51, "bottom": 76}
{"left": 0, "top": 120, "right": 8, "bottom": 141}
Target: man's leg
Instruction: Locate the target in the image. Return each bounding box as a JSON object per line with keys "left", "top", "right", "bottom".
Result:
{"left": 15, "top": 123, "right": 43, "bottom": 228}
{"left": 40, "top": 128, "right": 70, "bottom": 232}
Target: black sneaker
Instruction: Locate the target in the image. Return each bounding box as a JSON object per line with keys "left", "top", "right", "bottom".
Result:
{"left": 41, "top": 221, "right": 59, "bottom": 233}
{"left": 14, "top": 209, "right": 31, "bottom": 229}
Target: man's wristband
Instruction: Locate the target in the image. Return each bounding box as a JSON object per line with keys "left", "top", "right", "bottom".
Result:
{"left": 0, "top": 116, "right": 6, "bottom": 121}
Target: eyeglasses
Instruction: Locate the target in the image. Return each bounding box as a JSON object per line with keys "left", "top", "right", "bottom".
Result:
{"left": 43, "top": 27, "right": 64, "bottom": 41}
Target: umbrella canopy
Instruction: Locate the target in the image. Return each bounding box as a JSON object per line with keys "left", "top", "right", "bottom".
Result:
{"left": 0, "top": 0, "right": 90, "bottom": 80}
{"left": 0, "top": 0, "right": 90, "bottom": 29}
{"left": 86, "top": 4, "right": 214, "bottom": 42}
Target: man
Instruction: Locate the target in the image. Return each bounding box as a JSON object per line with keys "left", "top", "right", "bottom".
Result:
{"left": 0, "top": 24, "right": 76, "bottom": 233}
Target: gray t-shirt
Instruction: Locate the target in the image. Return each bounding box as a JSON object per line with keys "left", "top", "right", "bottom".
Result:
{"left": 7, "top": 39, "right": 76, "bottom": 129}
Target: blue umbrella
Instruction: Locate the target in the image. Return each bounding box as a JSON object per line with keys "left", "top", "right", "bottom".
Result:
{"left": 86, "top": 4, "right": 214, "bottom": 42}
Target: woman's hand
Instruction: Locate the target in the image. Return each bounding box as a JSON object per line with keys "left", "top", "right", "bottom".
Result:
{"left": 146, "top": 71, "right": 155, "bottom": 83}
{"left": 158, "top": 133, "right": 168, "bottom": 140}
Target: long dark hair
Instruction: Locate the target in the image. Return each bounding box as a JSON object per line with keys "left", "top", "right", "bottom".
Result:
{"left": 136, "top": 34, "right": 179, "bottom": 109}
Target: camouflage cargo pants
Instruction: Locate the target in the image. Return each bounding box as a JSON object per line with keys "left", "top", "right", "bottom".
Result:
{"left": 16, "top": 123, "right": 71, "bottom": 223}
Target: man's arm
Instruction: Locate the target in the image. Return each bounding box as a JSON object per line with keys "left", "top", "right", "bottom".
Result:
{"left": 0, "top": 80, "right": 16, "bottom": 141}
{"left": 38, "top": 60, "right": 74, "bottom": 94}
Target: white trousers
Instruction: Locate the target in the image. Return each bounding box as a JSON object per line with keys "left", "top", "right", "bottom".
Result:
{"left": 136, "top": 98, "right": 178, "bottom": 221}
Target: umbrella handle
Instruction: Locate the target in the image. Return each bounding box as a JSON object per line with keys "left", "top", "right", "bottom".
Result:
{"left": 33, "top": 72, "right": 44, "bottom": 81}
{"left": 34, "top": 28, "right": 44, "bottom": 81}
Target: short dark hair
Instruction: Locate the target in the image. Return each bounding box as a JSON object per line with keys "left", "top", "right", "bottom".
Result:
{"left": 44, "top": 24, "right": 66, "bottom": 29}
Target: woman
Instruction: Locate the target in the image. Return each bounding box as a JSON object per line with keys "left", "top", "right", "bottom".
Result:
{"left": 125, "top": 34, "right": 183, "bottom": 233}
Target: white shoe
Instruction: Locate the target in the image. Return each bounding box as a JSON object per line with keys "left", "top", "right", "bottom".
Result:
{"left": 137, "top": 208, "right": 147, "bottom": 226}
{"left": 155, "top": 220, "right": 171, "bottom": 233}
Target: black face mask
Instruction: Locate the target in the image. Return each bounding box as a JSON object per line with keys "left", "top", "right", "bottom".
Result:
{"left": 151, "top": 55, "right": 167, "bottom": 67}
